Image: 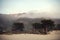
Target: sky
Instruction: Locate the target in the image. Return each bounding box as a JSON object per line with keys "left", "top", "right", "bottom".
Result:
{"left": 0, "top": 0, "right": 60, "bottom": 14}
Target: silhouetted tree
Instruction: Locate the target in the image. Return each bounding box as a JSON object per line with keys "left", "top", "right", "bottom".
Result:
{"left": 56, "top": 24, "right": 60, "bottom": 30}
{"left": 41, "top": 19, "right": 55, "bottom": 34}
{"left": 12, "top": 22, "right": 24, "bottom": 32}
{"left": 32, "top": 23, "right": 43, "bottom": 33}
{"left": 0, "top": 27, "right": 3, "bottom": 34}
{"left": 33, "top": 23, "right": 42, "bottom": 29}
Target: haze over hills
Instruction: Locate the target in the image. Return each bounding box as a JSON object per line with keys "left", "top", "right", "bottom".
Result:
{"left": 0, "top": 13, "right": 60, "bottom": 22}
{"left": 0, "top": 12, "right": 60, "bottom": 32}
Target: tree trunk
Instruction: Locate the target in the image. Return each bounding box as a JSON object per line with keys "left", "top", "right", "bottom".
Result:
{"left": 44, "top": 27, "right": 48, "bottom": 34}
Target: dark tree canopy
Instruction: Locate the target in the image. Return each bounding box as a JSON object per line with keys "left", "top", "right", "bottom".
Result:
{"left": 12, "top": 22, "right": 24, "bottom": 31}
{"left": 41, "top": 19, "right": 54, "bottom": 26}
{"left": 0, "top": 27, "right": 3, "bottom": 34}
{"left": 56, "top": 24, "right": 60, "bottom": 30}
{"left": 32, "top": 23, "right": 42, "bottom": 29}
{"left": 41, "top": 19, "right": 55, "bottom": 32}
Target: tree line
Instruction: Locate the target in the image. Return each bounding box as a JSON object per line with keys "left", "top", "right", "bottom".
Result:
{"left": 0, "top": 19, "right": 60, "bottom": 34}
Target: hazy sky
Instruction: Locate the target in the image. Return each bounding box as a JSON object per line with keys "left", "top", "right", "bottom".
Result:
{"left": 0, "top": 0, "right": 60, "bottom": 14}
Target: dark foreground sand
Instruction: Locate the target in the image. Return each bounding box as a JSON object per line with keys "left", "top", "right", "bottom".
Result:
{"left": 0, "top": 31, "right": 60, "bottom": 40}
